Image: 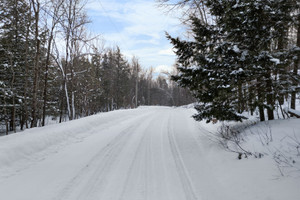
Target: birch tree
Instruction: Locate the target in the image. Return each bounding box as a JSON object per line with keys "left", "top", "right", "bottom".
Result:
{"left": 61, "top": 0, "right": 89, "bottom": 120}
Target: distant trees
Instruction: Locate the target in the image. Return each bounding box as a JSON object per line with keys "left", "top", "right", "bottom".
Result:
{"left": 165, "top": 0, "right": 300, "bottom": 122}
{"left": 87, "top": 47, "right": 194, "bottom": 112}
{"left": 0, "top": 0, "right": 194, "bottom": 134}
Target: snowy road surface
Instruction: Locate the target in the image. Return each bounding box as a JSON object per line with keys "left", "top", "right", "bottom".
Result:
{"left": 0, "top": 106, "right": 299, "bottom": 200}
{"left": 0, "top": 107, "right": 224, "bottom": 200}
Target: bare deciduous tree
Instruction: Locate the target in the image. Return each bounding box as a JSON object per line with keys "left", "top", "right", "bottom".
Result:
{"left": 157, "top": 0, "right": 209, "bottom": 26}
{"left": 42, "top": 0, "right": 65, "bottom": 126}
{"left": 61, "top": 0, "right": 89, "bottom": 120}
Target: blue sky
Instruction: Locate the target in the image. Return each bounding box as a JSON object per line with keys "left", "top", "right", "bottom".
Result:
{"left": 86, "top": 0, "right": 184, "bottom": 73}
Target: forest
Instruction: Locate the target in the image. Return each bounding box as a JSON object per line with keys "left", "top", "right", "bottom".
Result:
{"left": 160, "top": 0, "right": 300, "bottom": 123}
{"left": 2, "top": 0, "right": 300, "bottom": 134}
{"left": 0, "top": 0, "right": 194, "bottom": 134}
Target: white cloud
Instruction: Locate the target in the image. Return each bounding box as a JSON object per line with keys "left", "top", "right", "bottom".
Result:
{"left": 86, "top": 0, "right": 184, "bottom": 69}
{"left": 87, "top": 0, "right": 180, "bottom": 43}
{"left": 158, "top": 48, "right": 175, "bottom": 56}
{"left": 121, "top": 45, "right": 177, "bottom": 69}
{"left": 154, "top": 65, "right": 174, "bottom": 74}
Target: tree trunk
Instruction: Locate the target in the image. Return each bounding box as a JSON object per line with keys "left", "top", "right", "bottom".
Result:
{"left": 10, "top": 32, "right": 16, "bottom": 133}
{"left": 4, "top": 99, "right": 8, "bottom": 135}
{"left": 265, "top": 70, "right": 274, "bottom": 120}
{"left": 59, "top": 87, "right": 65, "bottom": 123}
{"left": 258, "top": 105, "right": 265, "bottom": 121}
{"left": 135, "top": 78, "right": 138, "bottom": 108}
{"left": 22, "top": 47, "right": 29, "bottom": 129}
{"left": 42, "top": 33, "right": 54, "bottom": 126}
{"left": 23, "top": 7, "right": 31, "bottom": 129}
{"left": 257, "top": 78, "right": 265, "bottom": 121}
{"left": 237, "top": 83, "right": 243, "bottom": 113}
{"left": 31, "top": 0, "right": 40, "bottom": 128}
{"left": 291, "top": 17, "right": 300, "bottom": 109}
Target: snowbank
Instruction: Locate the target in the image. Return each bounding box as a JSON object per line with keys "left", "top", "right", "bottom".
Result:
{"left": 287, "top": 108, "right": 300, "bottom": 118}
{"left": 196, "top": 117, "right": 300, "bottom": 200}
{"left": 242, "top": 118, "right": 300, "bottom": 175}
{"left": 0, "top": 107, "right": 155, "bottom": 178}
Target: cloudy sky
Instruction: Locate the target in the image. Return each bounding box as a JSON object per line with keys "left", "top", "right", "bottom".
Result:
{"left": 86, "top": 0, "right": 184, "bottom": 73}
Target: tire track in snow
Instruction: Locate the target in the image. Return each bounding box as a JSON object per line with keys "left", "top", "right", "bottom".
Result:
{"left": 117, "top": 115, "right": 158, "bottom": 200}
{"left": 118, "top": 111, "right": 174, "bottom": 200}
{"left": 53, "top": 112, "right": 155, "bottom": 200}
{"left": 159, "top": 113, "right": 172, "bottom": 200}
{"left": 167, "top": 112, "right": 199, "bottom": 200}
{"left": 0, "top": 110, "right": 150, "bottom": 181}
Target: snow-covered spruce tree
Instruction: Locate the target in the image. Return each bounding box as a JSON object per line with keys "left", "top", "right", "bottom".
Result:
{"left": 112, "top": 47, "right": 131, "bottom": 109}
{"left": 207, "top": 0, "right": 300, "bottom": 120}
{"left": 170, "top": 0, "right": 300, "bottom": 122}
{"left": 168, "top": 19, "right": 248, "bottom": 122}
{"left": 99, "top": 52, "right": 113, "bottom": 111}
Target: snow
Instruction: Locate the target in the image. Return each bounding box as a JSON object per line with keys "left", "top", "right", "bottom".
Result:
{"left": 270, "top": 58, "right": 280, "bottom": 65}
{"left": 230, "top": 67, "right": 244, "bottom": 75}
{"left": 0, "top": 106, "right": 299, "bottom": 200}
{"left": 206, "top": 118, "right": 300, "bottom": 200}
{"left": 233, "top": 45, "right": 240, "bottom": 53}
{"left": 287, "top": 108, "right": 300, "bottom": 116}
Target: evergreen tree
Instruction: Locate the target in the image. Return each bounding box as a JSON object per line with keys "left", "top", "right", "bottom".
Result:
{"left": 0, "top": 0, "right": 35, "bottom": 132}
{"left": 169, "top": 0, "right": 300, "bottom": 122}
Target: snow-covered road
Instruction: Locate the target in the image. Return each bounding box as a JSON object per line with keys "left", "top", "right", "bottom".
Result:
{"left": 0, "top": 107, "right": 226, "bottom": 200}
{"left": 0, "top": 106, "right": 299, "bottom": 200}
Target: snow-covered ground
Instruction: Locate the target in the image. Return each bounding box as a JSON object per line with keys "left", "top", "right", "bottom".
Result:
{"left": 0, "top": 106, "right": 299, "bottom": 200}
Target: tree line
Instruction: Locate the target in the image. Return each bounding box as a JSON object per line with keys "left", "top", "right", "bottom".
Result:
{"left": 160, "top": 0, "right": 300, "bottom": 122}
{"left": 0, "top": 0, "right": 194, "bottom": 134}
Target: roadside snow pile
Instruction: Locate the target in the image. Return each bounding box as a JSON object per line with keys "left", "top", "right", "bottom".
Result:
{"left": 241, "top": 119, "right": 300, "bottom": 176}
{"left": 0, "top": 107, "right": 154, "bottom": 178}
{"left": 205, "top": 117, "right": 300, "bottom": 176}
{"left": 285, "top": 108, "right": 300, "bottom": 118}
{"left": 196, "top": 117, "right": 300, "bottom": 200}
{"left": 180, "top": 103, "right": 198, "bottom": 109}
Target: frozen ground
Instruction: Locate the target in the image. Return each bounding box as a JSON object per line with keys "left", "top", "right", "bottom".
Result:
{"left": 0, "top": 106, "right": 299, "bottom": 200}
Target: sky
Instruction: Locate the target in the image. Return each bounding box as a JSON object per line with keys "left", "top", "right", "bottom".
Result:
{"left": 85, "top": 0, "right": 185, "bottom": 74}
